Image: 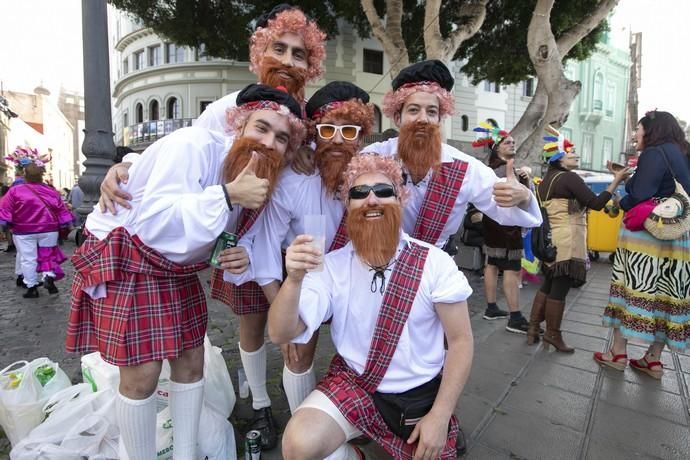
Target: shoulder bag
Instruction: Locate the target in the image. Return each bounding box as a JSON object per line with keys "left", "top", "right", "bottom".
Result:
{"left": 531, "top": 172, "right": 564, "bottom": 263}
{"left": 643, "top": 147, "right": 690, "bottom": 240}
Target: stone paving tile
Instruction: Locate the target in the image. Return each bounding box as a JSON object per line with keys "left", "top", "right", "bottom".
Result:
{"left": 598, "top": 377, "right": 687, "bottom": 425}
{"left": 500, "top": 381, "right": 592, "bottom": 432}
{"left": 521, "top": 360, "right": 598, "bottom": 397}
{"left": 457, "top": 393, "right": 494, "bottom": 436}
{"left": 477, "top": 405, "right": 583, "bottom": 460}
{"left": 589, "top": 401, "right": 690, "bottom": 460}
{"left": 602, "top": 364, "right": 683, "bottom": 396}
{"left": 464, "top": 442, "right": 508, "bottom": 459}
{"left": 565, "top": 310, "right": 606, "bottom": 326}
{"left": 540, "top": 347, "right": 602, "bottom": 374}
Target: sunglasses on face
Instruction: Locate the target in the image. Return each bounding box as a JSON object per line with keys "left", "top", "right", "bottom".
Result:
{"left": 348, "top": 183, "right": 397, "bottom": 200}
{"left": 316, "top": 124, "right": 362, "bottom": 141}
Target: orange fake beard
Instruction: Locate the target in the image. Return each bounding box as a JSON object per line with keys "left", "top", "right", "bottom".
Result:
{"left": 222, "top": 136, "right": 284, "bottom": 195}
{"left": 259, "top": 56, "right": 308, "bottom": 103}
{"left": 314, "top": 140, "right": 359, "bottom": 196}
{"left": 346, "top": 202, "right": 401, "bottom": 267}
{"left": 397, "top": 121, "right": 442, "bottom": 182}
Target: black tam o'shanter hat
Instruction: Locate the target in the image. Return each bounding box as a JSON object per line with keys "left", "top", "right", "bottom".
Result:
{"left": 236, "top": 84, "right": 303, "bottom": 119}
{"left": 306, "top": 81, "right": 370, "bottom": 120}
{"left": 391, "top": 60, "right": 454, "bottom": 91}
{"left": 255, "top": 4, "right": 295, "bottom": 30}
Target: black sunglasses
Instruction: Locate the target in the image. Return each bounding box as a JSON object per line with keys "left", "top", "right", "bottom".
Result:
{"left": 348, "top": 183, "right": 397, "bottom": 200}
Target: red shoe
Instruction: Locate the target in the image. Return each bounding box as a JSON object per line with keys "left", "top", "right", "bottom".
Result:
{"left": 630, "top": 357, "right": 664, "bottom": 379}
{"left": 593, "top": 350, "right": 628, "bottom": 371}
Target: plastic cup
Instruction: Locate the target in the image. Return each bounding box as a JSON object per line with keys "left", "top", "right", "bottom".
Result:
{"left": 303, "top": 214, "right": 326, "bottom": 272}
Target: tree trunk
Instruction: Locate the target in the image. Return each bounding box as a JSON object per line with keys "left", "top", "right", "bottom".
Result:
{"left": 520, "top": 78, "right": 581, "bottom": 171}
{"left": 361, "top": 0, "right": 409, "bottom": 76}
{"left": 424, "top": 0, "right": 488, "bottom": 62}
{"left": 515, "top": 0, "right": 620, "bottom": 171}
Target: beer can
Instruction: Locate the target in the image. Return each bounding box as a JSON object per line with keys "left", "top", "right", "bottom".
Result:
{"left": 209, "top": 231, "right": 238, "bottom": 268}
{"left": 245, "top": 430, "right": 262, "bottom": 460}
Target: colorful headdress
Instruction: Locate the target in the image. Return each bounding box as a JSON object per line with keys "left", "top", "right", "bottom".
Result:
{"left": 543, "top": 125, "right": 574, "bottom": 163}
{"left": 472, "top": 120, "right": 509, "bottom": 148}
{"left": 5, "top": 146, "right": 50, "bottom": 169}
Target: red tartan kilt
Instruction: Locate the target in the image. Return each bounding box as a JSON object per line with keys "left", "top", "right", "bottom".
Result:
{"left": 209, "top": 267, "right": 269, "bottom": 315}
{"left": 66, "top": 235, "right": 207, "bottom": 366}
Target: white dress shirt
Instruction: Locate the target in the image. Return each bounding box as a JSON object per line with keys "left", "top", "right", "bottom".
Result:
{"left": 361, "top": 138, "right": 542, "bottom": 248}
{"left": 227, "top": 168, "right": 346, "bottom": 286}
{"left": 85, "top": 127, "right": 239, "bottom": 264}
{"left": 294, "top": 233, "right": 472, "bottom": 393}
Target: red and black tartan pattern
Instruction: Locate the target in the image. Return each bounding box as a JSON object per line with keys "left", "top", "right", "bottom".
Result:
{"left": 66, "top": 227, "right": 208, "bottom": 367}
{"left": 209, "top": 207, "right": 271, "bottom": 315}
{"left": 317, "top": 243, "right": 459, "bottom": 459}
{"left": 412, "top": 159, "right": 468, "bottom": 245}
{"left": 328, "top": 211, "right": 349, "bottom": 252}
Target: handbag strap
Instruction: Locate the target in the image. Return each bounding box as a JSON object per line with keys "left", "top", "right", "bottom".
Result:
{"left": 537, "top": 172, "right": 565, "bottom": 206}
{"left": 658, "top": 146, "right": 680, "bottom": 182}
{"left": 24, "top": 184, "right": 60, "bottom": 225}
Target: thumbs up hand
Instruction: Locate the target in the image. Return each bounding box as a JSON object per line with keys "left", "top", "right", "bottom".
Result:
{"left": 493, "top": 159, "right": 531, "bottom": 207}
{"left": 225, "top": 152, "right": 270, "bottom": 209}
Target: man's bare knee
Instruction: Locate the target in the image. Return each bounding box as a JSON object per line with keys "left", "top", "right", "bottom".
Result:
{"left": 282, "top": 408, "right": 345, "bottom": 460}
{"left": 119, "top": 361, "right": 162, "bottom": 399}
{"left": 169, "top": 346, "right": 204, "bottom": 383}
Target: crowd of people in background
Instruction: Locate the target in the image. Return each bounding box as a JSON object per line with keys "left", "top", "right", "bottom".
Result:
{"left": 1, "top": 3, "right": 688, "bottom": 459}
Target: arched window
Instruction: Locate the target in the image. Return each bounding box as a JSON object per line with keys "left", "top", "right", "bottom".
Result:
{"left": 461, "top": 115, "right": 469, "bottom": 132}
{"left": 593, "top": 73, "right": 603, "bottom": 111}
{"left": 167, "top": 97, "right": 180, "bottom": 119}
{"left": 135, "top": 103, "right": 143, "bottom": 123}
{"left": 372, "top": 105, "right": 382, "bottom": 133}
{"left": 149, "top": 100, "right": 159, "bottom": 121}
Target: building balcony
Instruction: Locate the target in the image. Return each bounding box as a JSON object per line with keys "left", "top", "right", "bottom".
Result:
{"left": 122, "top": 118, "right": 195, "bottom": 151}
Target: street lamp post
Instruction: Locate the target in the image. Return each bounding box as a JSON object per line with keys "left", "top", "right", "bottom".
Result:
{"left": 77, "top": 0, "right": 115, "bottom": 222}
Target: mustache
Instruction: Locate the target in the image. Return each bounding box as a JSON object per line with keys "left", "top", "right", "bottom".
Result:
{"left": 259, "top": 56, "right": 307, "bottom": 100}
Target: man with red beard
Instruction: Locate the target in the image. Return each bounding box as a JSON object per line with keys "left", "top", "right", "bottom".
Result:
{"left": 98, "top": 4, "right": 326, "bottom": 213}
{"left": 96, "top": 6, "right": 325, "bottom": 448}
{"left": 194, "top": 3, "right": 326, "bottom": 134}
{"left": 65, "top": 84, "right": 304, "bottom": 460}
{"left": 225, "top": 81, "right": 374, "bottom": 417}
{"left": 362, "top": 60, "right": 542, "bottom": 254}
{"left": 269, "top": 154, "right": 473, "bottom": 460}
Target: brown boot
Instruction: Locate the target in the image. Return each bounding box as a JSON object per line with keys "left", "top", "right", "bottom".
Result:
{"left": 527, "top": 291, "right": 547, "bottom": 345}
{"left": 543, "top": 298, "right": 574, "bottom": 353}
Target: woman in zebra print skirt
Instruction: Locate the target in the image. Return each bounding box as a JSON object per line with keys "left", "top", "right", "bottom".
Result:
{"left": 595, "top": 111, "right": 690, "bottom": 379}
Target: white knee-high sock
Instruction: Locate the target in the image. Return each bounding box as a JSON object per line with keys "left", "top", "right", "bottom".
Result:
{"left": 239, "top": 342, "right": 271, "bottom": 410}
{"left": 116, "top": 391, "right": 157, "bottom": 460}
{"left": 283, "top": 364, "right": 315, "bottom": 414}
{"left": 169, "top": 378, "right": 204, "bottom": 460}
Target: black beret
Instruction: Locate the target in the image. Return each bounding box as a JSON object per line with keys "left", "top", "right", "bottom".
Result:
{"left": 391, "top": 60, "right": 454, "bottom": 92}
{"left": 236, "top": 84, "right": 303, "bottom": 119}
{"left": 255, "top": 4, "right": 295, "bottom": 30}
{"left": 305, "top": 81, "right": 370, "bottom": 119}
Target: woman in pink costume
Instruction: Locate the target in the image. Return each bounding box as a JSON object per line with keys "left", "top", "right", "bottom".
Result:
{"left": 0, "top": 147, "right": 73, "bottom": 298}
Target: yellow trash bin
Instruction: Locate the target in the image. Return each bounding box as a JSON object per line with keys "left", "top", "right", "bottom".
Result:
{"left": 587, "top": 201, "right": 623, "bottom": 261}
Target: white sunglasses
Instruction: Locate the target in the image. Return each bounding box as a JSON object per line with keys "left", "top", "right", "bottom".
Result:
{"left": 315, "top": 124, "right": 362, "bottom": 141}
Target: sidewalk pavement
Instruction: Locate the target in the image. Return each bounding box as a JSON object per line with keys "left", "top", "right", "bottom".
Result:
{"left": 1, "top": 242, "right": 689, "bottom": 459}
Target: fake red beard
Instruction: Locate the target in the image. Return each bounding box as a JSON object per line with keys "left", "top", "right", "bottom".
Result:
{"left": 222, "top": 136, "right": 283, "bottom": 195}
{"left": 259, "top": 56, "right": 308, "bottom": 103}
{"left": 314, "top": 141, "right": 359, "bottom": 196}
{"left": 397, "top": 121, "right": 442, "bottom": 181}
{"left": 346, "top": 203, "right": 401, "bottom": 267}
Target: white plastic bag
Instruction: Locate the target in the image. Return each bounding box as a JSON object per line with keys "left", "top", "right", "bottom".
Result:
{"left": 202, "top": 336, "right": 235, "bottom": 418}
{"left": 0, "top": 358, "right": 71, "bottom": 446}
{"left": 10, "top": 384, "right": 118, "bottom": 460}
{"left": 83, "top": 336, "right": 236, "bottom": 417}
{"left": 198, "top": 404, "right": 237, "bottom": 460}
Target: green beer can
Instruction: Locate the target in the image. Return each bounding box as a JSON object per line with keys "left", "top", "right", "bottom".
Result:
{"left": 209, "top": 231, "right": 238, "bottom": 268}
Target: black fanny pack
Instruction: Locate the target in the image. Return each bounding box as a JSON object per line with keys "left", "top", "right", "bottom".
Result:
{"left": 372, "top": 375, "right": 441, "bottom": 440}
